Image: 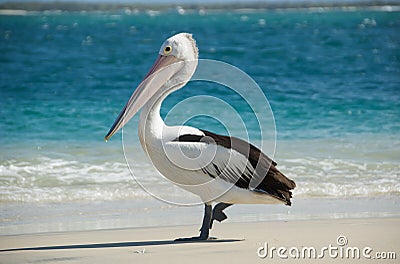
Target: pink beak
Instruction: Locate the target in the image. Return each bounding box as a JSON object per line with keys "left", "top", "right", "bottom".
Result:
{"left": 105, "top": 55, "right": 182, "bottom": 141}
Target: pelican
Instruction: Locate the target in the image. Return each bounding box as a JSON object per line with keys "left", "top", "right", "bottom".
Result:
{"left": 105, "top": 33, "right": 296, "bottom": 240}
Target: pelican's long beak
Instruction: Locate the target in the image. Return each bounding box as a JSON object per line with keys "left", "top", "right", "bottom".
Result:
{"left": 105, "top": 55, "right": 182, "bottom": 141}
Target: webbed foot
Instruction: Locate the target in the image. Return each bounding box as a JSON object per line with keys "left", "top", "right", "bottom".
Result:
{"left": 175, "top": 236, "right": 217, "bottom": 242}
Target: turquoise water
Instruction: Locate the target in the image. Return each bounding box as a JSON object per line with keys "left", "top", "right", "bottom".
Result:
{"left": 0, "top": 7, "right": 399, "bottom": 233}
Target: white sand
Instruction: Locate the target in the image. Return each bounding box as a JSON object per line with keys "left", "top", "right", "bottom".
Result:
{"left": 1, "top": 217, "right": 398, "bottom": 263}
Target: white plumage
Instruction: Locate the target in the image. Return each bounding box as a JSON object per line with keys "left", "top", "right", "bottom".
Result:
{"left": 105, "top": 33, "right": 295, "bottom": 240}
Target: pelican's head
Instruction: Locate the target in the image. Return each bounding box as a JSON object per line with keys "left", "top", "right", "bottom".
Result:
{"left": 159, "top": 33, "right": 198, "bottom": 61}
{"left": 105, "top": 33, "right": 198, "bottom": 141}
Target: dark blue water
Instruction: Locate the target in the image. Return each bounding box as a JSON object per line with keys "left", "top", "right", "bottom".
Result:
{"left": 1, "top": 10, "right": 399, "bottom": 143}
{"left": 0, "top": 9, "right": 399, "bottom": 204}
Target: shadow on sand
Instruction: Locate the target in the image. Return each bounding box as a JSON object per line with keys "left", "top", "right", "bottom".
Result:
{"left": 0, "top": 238, "right": 243, "bottom": 252}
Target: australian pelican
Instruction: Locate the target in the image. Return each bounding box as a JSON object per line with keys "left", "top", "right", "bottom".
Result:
{"left": 105, "top": 33, "right": 296, "bottom": 240}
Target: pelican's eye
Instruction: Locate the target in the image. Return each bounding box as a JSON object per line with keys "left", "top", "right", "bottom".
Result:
{"left": 163, "top": 45, "right": 172, "bottom": 55}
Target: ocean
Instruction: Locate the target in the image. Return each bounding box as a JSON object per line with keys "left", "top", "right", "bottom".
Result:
{"left": 0, "top": 6, "right": 399, "bottom": 234}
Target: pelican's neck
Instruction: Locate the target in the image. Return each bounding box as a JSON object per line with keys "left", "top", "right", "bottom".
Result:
{"left": 138, "top": 59, "right": 198, "bottom": 150}
{"left": 138, "top": 90, "right": 166, "bottom": 142}
{"left": 138, "top": 83, "right": 183, "bottom": 152}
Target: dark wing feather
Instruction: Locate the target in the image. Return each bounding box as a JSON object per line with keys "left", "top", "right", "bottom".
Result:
{"left": 173, "top": 130, "right": 296, "bottom": 205}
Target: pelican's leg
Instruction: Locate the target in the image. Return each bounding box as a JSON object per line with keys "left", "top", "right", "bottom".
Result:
{"left": 175, "top": 203, "right": 212, "bottom": 241}
{"left": 210, "top": 202, "right": 232, "bottom": 229}
{"left": 198, "top": 203, "right": 212, "bottom": 239}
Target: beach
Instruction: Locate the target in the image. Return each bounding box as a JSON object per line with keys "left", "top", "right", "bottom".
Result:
{"left": 1, "top": 218, "right": 399, "bottom": 263}
{"left": 1, "top": 196, "right": 399, "bottom": 263}
{"left": 1, "top": 3, "right": 399, "bottom": 263}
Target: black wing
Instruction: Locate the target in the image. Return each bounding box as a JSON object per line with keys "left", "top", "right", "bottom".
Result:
{"left": 174, "top": 129, "right": 296, "bottom": 205}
